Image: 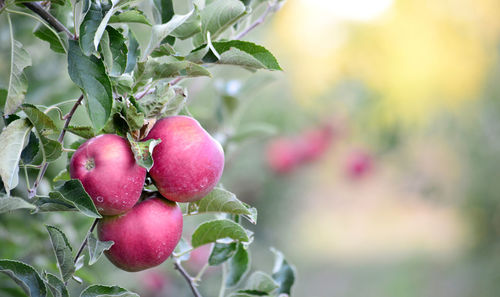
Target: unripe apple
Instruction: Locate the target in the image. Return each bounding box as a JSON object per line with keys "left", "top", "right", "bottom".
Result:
{"left": 144, "top": 116, "right": 224, "bottom": 202}
{"left": 97, "top": 197, "right": 183, "bottom": 272}
{"left": 70, "top": 134, "right": 146, "bottom": 215}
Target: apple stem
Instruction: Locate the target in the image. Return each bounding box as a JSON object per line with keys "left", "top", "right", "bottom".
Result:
{"left": 173, "top": 259, "right": 203, "bottom": 297}
{"left": 28, "top": 94, "right": 84, "bottom": 199}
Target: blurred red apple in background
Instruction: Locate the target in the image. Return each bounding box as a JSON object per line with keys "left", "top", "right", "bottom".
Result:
{"left": 345, "top": 150, "right": 373, "bottom": 179}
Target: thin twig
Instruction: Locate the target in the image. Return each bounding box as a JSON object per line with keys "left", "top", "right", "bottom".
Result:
{"left": 173, "top": 259, "right": 203, "bottom": 297}
{"left": 74, "top": 218, "right": 99, "bottom": 263}
{"left": 234, "top": 1, "right": 276, "bottom": 40}
{"left": 28, "top": 94, "right": 84, "bottom": 198}
{"left": 23, "top": 2, "right": 76, "bottom": 40}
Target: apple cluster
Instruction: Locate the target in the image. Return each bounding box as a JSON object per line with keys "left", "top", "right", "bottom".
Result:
{"left": 69, "top": 116, "right": 225, "bottom": 272}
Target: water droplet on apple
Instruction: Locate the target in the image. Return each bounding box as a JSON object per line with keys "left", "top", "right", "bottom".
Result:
{"left": 96, "top": 196, "right": 104, "bottom": 202}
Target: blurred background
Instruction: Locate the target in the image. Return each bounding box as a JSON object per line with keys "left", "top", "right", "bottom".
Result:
{"left": 2, "top": 0, "right": 500, "bottom": 296}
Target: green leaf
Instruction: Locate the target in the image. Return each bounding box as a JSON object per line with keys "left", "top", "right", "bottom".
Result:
{"left": 94, "top": 0, "right": 136, "bottom": 53}
{"left": 109, "top": 9, "right": 151, "bottom": 25}
{"left": 34, "top": 196, "right": 75, "bottom": 213}
{"left": 79, "top": 1, "right": 104, "bottom": 55}
{"left": 226, "top": 243, "right": 250, "bottom": 287}
{"left": 125, "top": 31, "right": 140, "bottom": 73}
{"left": 192, "top": 188, "right": 257, "bottom": 224}
{"left": 87, "top": 233, "right": 114, "bottom": 265}
{"left": 208, "top": 242, "right": 237, "bottom": 266}
{"left": 46, "top": 225, "right": 75, "bottom": 282}
{"left": 126, "top": 134, "right": 160, "bottom": 171}
{"left": 246, "top": 271, "right": 278, "bottom": 293}
{"left": 174, "top": 237, "right": 192, "bottom": 262}
{"left": 5, "top": 30, "right": 32, "bottom": 115}
{"left": 195, "top": 0, "right": 246, "bottom": 45}
{"left": 153, "top": 0, "right": 174, "bottom": 23}
{"left": 68, "top": 40, "right": 113, "bottom": 132}
{"left": 43, "top": 272, "right": 69, "bottom": 297}
{"left": 171, "top": 7, "right": 201, "bottom": 39}
{"left": 122, "top": 99, "right": 145, "bottom": 131}
{"left": 53, "top": 169, "right": 71, "bottom": 182}
{"left": 0, "top": 259, "right": 47, "bottom": 297}
{"left": 191, "top": 219, "right": 249, "bottom": 248}
{"left": 20, "top": 132, "right": 39, "bottom": 164}
{"left": 100, "top": 26, "right": 128, "bottom": 76}
{"left": 47, "top": 179, "right": 102, "bottom": 218}
{"left": 66, "top": 125, "right": 96, "bottom": 139}
{"left": 21, "top": 104, "right": 62, "bottom": 162}
{"left": 271, "top": 248, "right": 296, "bottom": 295}
{"left": 0, "top": 119, "right": 31, "bottom": 195}
{"left": 144, "top": 9, "right": 195, "bottom": 57}
{"left": 200, "top": 40, "right": 282, "bottom": 70}
{"left": 151, "top": 43, "right": 176, "bottom": 57}
{"left": 0, "top": 196, "right": 36, "bottom": 213}
{"left": 229, "top": 290, "right": 268, "bottom": 297}
{"left": 137, "top": 56, "right": 211, "bottom": 82}
{"left": 138, "top": 84, "right": 187, "bottom": 118}
{"left": 33, "top": 25, "right": 66, "bottom": 54}
{"left": 80, "top": 285, "right": 139, "bottom": 297}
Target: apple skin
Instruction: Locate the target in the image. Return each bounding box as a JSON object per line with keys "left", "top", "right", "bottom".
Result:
{"left": 70, "top": 134, "right": 146, "bottom": 216}
{"left": 97, "top": 197, "right": 183, "bottom": 272}
{"left": 144, "top": 116, "right": 224, "bottom": 202}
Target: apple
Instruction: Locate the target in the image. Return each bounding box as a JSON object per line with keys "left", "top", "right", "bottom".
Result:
{"left": 70, "top": 134, "right": 146, "bottom": 215}
{"left": 144, "top": 116, "right": 224, "bottom": 202}
{"left": 97, "top": 197, "right": 183, "bottom": 272}
{"left": 266, "top": 137, "right": 301, "bottom": 174}
{"left": 298, "top": 125, "right": 333, "bottom": 162}
{"left": 345, "top": 150, "right": 373, "bottom": 179}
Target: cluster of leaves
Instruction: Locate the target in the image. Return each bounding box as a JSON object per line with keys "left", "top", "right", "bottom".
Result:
{"left": 0, "top": 0, "right": 293, "bottom": 296}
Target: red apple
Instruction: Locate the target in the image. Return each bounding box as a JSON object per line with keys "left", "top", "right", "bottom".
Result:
{"left": 144, "top": 116, "right": 224, "bottom": 202}
{"left": 297, "top": 125, "right": 333, "bottom": 162}
{"left": 345, "top": 150, "right": 373, "bottom": 179}
{"left": 266, "top": 137, "right": 301, "bottom": 174}
{"left": 97, "top": 197, "right": 183, "bottom": 272}
{"left": 70, "top": 134, "right": 146, "bottom": 215}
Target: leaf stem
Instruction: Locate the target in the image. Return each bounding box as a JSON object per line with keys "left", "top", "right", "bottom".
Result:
{"left": 23, "top": 2, "right": 76, "bottom": 40}
{"left": 234, "top": 1, "right": 278, "bottom": 40}
{"left": 218, "top": 262, "right": 227, "bottom": 297}
{"left": 28, "top": 94, "right": 84, "bottom": 199}
{"left": 173, "top": 258, "right": 203, "bottom": 297}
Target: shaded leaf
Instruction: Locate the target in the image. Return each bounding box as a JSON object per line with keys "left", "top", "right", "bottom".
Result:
{"left": 246, "top": 271, "right": 278, "bottom": 293}
{"left": 87, "top": 233, "right": 114, "bottom": 265}
{"left": 125, "top": 31, "right": 140, "bottom": 73}
{"left": 271, "top": 248, "right": 296, "bottom": 295}
{"left": 191, "top": 219, "right": 249, "bottom": 248}
{"left": 68, "top": 40, "right": 113, "bottom": 132}
{"left": 109, "top": 10, "right": 151, "bottom": 25}
{"left": 46, "top": 226, "right": 74, "bottom": 282}
{"left": 5, "top": 35, "right": 32, "bottom": 115}
{"left": 208, "top": 242, "right": 237, "bottom": 266}
{"left": 192, "top": 188, "right": 257, "bottom": 223}
{"left": 43, "top": 272, "right": 69, "bottom": 297}
{"left": 66, "top": 125, "right": 96, "bottom": 139}
{"left": 33, "top": 25, "right": 66, "bottom": 54}
{"left": 0, "top": 259, "right": 47, "bottom": 297}
{"left": 174, "top": 237, "right": 192, "bottom": 262}
{"left": 136, "top": 56, "right": 211, "bottom": 83}
{"left": 171, "top": 7, "right": 201, "bottom": 39}
{"left": 80, "top": 285, "right": 139, "bottom": 297}
{"left": 153, "top": 0, "right": 174, "bottom": 23}
{"left": 0, "top": 196, "right": 36, "bottom": 213}
{"left": 79, "top": 1, "right": 104, "bottom": 55}
{"left": 0, "top": 119, "right": 31, "bottom": 195}
{"left": 99, "top": 26, "right": 128, "bottom": 76}
{"left": 47, "top": 179, "right": 101, "bottom": 218}
{"left": 226, "top": 243, "right": 250, "bottom": 287}
{"left": 20, "top": 132, "right": 39, "bottom": 164}
{"left": 53, "top": 169, "right": 71, "bottom": 182}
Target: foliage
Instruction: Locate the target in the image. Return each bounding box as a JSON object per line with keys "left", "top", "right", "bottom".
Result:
{"left": 0, "top": 0, "right": 294, "bottom": 296}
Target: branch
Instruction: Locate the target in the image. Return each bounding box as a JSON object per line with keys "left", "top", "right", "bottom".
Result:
{"left": 173, "top": 259, "right": 203, "bottom": 297}
{"left": 74, "top": 218, "right": 99, "bottom": 263}
{"left": 23, "top": 2, "right": 76, "bottom": 40}
{"left": 28, "top": 94, "right": 84, "bottom": 198}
